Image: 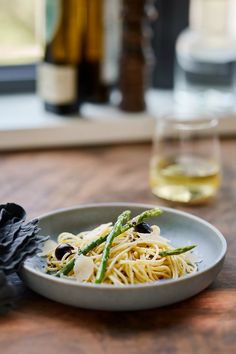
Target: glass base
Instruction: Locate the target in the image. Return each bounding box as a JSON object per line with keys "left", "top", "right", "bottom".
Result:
{"left": 151, "top": 184, "right": 217, "bottom": 205}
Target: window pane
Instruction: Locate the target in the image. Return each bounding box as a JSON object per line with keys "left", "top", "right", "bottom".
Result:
{"left": 0, "top": 0, "right": 43, "bottom": 65}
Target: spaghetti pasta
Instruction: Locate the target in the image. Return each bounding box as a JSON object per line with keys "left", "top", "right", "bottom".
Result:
{"left": 44, "top": 221, "right": 197, "bottom": 285}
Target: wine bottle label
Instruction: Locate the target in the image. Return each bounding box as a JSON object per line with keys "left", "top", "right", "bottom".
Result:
{"left": 38, "top": 63, "right": 77, "bottom": 104}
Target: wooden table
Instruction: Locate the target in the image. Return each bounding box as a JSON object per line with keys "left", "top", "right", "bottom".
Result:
{"left": 0, "top": 141, "right": 235, "bottom": 354}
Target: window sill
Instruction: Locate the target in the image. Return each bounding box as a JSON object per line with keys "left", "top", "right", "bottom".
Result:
{"left": 0, "top": 93, "right": 155, "bottom": 150}
{"left": 0, "top": 91, "right": 235, "bottom": 151}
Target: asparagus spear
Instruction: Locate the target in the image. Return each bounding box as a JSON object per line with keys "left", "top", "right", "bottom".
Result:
{"left": 95, "top": 211, "right": 131, "bottom": 283}
{"left": 159, "top": 245, "right": 196, "bottom": 257}
{"left": 56, "top": 234, "right": 109, "bottom": 276}
{"left": 55, "top": 210, "right": 130, "bottom": 277}
{"left": 56, "top": 208, "right": 163, "bottom": 277}
{"left": 95, "top": 208, "right": 163, "bottom": 283}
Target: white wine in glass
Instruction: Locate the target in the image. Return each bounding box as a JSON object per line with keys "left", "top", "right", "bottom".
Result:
{"left": 150, "top": 115, "right": 221, "bottom": 204}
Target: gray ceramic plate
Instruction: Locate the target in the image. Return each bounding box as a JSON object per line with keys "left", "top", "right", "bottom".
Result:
{"left": 21, "top": 203, "right": 227, "bottom": 311}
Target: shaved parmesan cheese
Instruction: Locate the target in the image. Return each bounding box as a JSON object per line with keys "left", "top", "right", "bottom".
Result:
{"left": 184, "top": 251, "right": 202, "bottom": 264}
{"left": 38, "top": 239, "right": 57, "bottom": 256}
{"left": 138, "top": 233, "right": 156, "bottom": 241}
{"left": 81, "top": 223, "right": 112, "bottom": 241}
{"left": 73, "top": 255, "right": 94, "bottom": 282}
{"left": 151, "top": 225, "right": 161, "bottom": 235}
{"left": 138, "top": 225, "right": 161, "bottom": 241}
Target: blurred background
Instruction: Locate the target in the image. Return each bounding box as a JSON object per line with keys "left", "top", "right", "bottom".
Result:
{"left": 0, "top": 0, "right": 236, "bottom": 149}
{"left": 0, "top": 0, "right": 42, "bottom": 93}
{"left": 0, "top": 0, "right": 42, "bottom": 65}
{"left": 0, "top": 0, "right": 188, "bottom": 93}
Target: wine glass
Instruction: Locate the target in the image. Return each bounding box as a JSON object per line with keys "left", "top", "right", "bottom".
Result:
{"left": 149, "top": 112, "right": 221, "bottom": 205}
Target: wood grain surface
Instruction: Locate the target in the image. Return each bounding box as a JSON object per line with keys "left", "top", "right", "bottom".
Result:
{"left": 0, "top": 141, "right": 235, "bottom": 354}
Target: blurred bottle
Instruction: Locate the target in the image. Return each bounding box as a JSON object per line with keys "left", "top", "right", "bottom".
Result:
{"left": 80, "top": 0, "right": 107, "bottom": 104}
{"left": 174, "top": 0, "right": 236, "bottom": 111}
{"left": 102, "top": 0, "right": 122, "bottom": 93}
{"left": 119, "top": 0, "right": 152, "bottom": 112}
{"left": 151, "top": 0, "right": 189, "bottom": 89}
{"left": 81, "top": 0, "right": 121, "bottom": 104}
{"left": 38, "top": 0, "right": 86, "bottom": 115}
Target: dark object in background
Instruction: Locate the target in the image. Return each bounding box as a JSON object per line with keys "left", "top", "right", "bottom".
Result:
{"left": 119, "top": 0, "right": 147, "bottom": 112}
{"left": 151, "top": 0, "right": 189, "bottom": 89}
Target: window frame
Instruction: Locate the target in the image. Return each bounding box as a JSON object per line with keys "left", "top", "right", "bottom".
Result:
{"left": 0, "top": 64, "right": 36, "bottom": 94}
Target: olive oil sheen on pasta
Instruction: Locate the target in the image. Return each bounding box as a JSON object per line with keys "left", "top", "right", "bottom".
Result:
{"left": 150, "top": 156, "right": 220, "bottom": 204}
